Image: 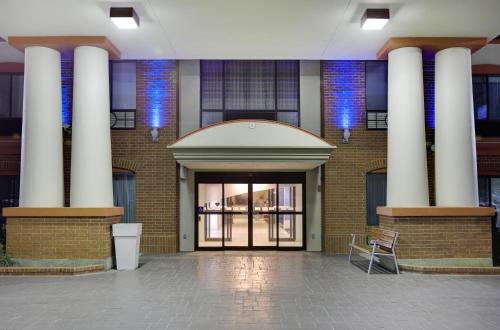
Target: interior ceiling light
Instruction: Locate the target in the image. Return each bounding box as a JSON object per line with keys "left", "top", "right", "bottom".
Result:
{"left": 361, "top": 8, "right": 390, "bottom": 30}
{"left": 110, "top": 7, "right": 139, "bottom": 29}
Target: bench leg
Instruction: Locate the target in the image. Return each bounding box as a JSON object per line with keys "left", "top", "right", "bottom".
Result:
{"left": 367, "top": 244, "right": 377, "bottom": 274}
{"left": 348, "top": 235, "right": 356, "bottom": 264}
{"left": 393, "top": 252, "right": 400, "bottom": 275}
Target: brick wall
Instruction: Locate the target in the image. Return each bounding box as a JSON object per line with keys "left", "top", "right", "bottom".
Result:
{"left": 6, "top": 216, "right": 120, "bottom": 264}
{"left": 379, "top": 215, "right": 492, "bottom": 259}
{"left": 321, "top": 60, "right": 439, "bottom": 254}
{"left": 111, "top": 60, "right": 178, "bottom": 253}
{"left": 60, "top": 60, "right": 179, "bottom": 253}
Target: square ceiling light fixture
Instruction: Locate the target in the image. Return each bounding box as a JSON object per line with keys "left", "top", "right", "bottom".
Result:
{"left": 361, "top": 8, "right": 390, "bottom": 30}
{"left": 110, "top": 7, "right": 139, "bottom": 29}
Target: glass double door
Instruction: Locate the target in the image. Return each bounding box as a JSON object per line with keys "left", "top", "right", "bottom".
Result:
{"left": 196, "top": 173, "right": 305, "bottom": 250}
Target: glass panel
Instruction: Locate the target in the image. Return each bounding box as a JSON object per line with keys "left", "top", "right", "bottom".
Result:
{"left": 365, "top": 61, "right": 388, "bottom": 111}
{"left": 201, "top": 111, "right": 223, "bottom": 127}
{"left": 224, "top": 60, "right": 247, "bottom": 110}
{"left": 252, "top": 184, "right": 277, "bottom": 212}
{"left": 224, "top": 214, "right": 248, "bottom": 247}
{"left": 278, "top": 184, "right": 302, "bottom": 212}
{"left": 112, "top": 172, "right": 136, "bottom": 223}
{"left": 253, "top": 214, "right": 277, "bottom": 247}
{"left": 198, "top": 184, "right": 222, "bottom": 211}
{"left": 492, "top": 178, "right": 500, "bottom": 210}
{"left": 0, "top": 75, "right": 11, "bottom": 118}
{"left": 224, "top": 184, "right": 248, "bottom": 212}
{"left": 478, "top": 177, "right": 490, "bottom": 207}
{"left": 112, "top": 62, "right": 136, "bottom": 110}
{"left": 488, "top": 76, "right": 500, "bottom": 120}
{"left": 277, "top": 61, "right": 299, "bottom": 110}
{"left": 473, "top": 76, "right": 488, "bottom": 120}
{"left": 201, "top": 60, "right": 223, "bottom": 110}
{"left": 11, "top": 75, "right": 23, "bottom": 118}
{"left": 277, "top": 112, "right": 298, "bottom": 127}
{"left": 366, "top": 173, "right": 387, "bottom": 226}
{"left": 246, "top": 60, "right": 275, "bottom": 110}
{"left": 278, "top": 214, "right": 303, "bottom": 247}
{"left": 198, "top": 214, "right": 223, "bottom": 247}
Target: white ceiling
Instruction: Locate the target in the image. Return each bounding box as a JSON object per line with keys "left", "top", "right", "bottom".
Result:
{"left": 0, "top": 0, "right": 500, "bottom": 61}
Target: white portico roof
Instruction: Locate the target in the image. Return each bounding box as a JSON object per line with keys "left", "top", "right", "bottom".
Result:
{"left": 168, "top": 120, "right": 335, "bottom": 170}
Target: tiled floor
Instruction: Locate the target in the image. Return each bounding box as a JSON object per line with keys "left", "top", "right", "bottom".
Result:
{"left": 1, "top": 252, "right": 500, "bottom": 329}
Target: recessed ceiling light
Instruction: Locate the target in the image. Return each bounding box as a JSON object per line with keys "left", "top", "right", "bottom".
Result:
{"left": 110, "top": 7, "right": 139, "bottom": 29}
{"left": 361, "top": 9, "right": 390, "bottom": 30}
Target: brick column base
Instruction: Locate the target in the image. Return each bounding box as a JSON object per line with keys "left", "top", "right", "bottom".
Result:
{"left": 379, "top": 215, "right": 492, "bottom": 260}
{"left": 4, "top": 208, "right": 123, "bottom": 270}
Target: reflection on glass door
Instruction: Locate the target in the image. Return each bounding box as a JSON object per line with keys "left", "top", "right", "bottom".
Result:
{"left": 197, "top": 184, "right": 223, "bottom": 247}
{"left": 224, "top": 184, "right": 248, "bottom": 247}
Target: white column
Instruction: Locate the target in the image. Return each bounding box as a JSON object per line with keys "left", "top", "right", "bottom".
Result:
{"left": 435, "top": 47, "right": 478, "bottom": 206}
{"left": 70, "top": 46, "right": 113, "bottom": 207}
{"left": 19, "top": 46, "right": 64, "bottom": 207}
{"left": 387, "top": 47, "right": 429, "bottom": 207}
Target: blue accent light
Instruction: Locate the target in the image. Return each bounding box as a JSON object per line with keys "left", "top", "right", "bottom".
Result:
{"left": 61, "top": 83, "right": 71, "bottom": 125}
{"left": 144, "top": 61, "right": 169, "bottom": 128}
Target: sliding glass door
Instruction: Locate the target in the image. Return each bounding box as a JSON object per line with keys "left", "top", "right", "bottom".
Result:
{"left": 195, "top": 173, "right": 306, "bottom": 250}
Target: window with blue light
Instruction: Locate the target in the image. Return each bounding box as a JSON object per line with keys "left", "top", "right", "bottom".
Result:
{"left": 0, "top": 73, "right": 23, "bottom": 135}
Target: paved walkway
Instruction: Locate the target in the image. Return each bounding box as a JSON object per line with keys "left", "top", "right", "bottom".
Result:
{"left": 0, "top": 252, "right": 499, "bottom": 329}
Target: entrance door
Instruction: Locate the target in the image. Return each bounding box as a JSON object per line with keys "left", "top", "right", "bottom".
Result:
{"left": 195, "top": 172, "right": 305, "bottom": 250}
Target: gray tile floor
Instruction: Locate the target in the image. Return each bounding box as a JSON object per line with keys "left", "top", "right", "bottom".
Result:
{"left": 1, "top": 252, "right": 500, "bottom": 330}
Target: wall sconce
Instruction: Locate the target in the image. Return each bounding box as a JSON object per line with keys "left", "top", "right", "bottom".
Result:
{"left": 342, "top": 128, "right": 351, "bottom": 144}
{"left": 151, "top": 127, "right": 159, "bottom": 143}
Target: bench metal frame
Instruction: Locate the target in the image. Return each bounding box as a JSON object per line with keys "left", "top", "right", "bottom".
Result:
{"left": 348, "top": 232, "right": 400, "bottom": 275}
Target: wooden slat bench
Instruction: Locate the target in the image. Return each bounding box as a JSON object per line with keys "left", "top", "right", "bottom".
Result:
{"left": 348, "top": 229, "right": 400, "bottom": 274}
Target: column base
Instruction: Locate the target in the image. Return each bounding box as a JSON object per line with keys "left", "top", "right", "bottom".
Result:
{"left": 3, "top": 207, "right": 123, "bottom": 270}
{"left": 377, "top": 207, "right": 495, "bottom": 261}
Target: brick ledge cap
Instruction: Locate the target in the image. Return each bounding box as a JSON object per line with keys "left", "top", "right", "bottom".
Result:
{"left": 377, "top": 206, "right": 495, "bottom": 217}
{"left": 3, "top": 207, "right": 124, "bottom": 218}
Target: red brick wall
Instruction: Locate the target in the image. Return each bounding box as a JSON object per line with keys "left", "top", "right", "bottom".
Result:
{"left": 61, "top": 60, "right": 179, "bottom": 253}
{"left": 321, "top": 60, "right": 450, "bottom": 254}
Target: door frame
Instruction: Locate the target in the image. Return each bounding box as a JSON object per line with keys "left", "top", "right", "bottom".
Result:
{"left": 194, "top": 172, "right": 306, "bottom": 251}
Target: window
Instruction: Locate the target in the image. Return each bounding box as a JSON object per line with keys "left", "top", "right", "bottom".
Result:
{"left": 110, "top": 62, "right": 136, "bottom": 129}
{"left": 366, "top": 173, "right": 387, "bottom": 226}
{"left": 473, "top": 75, "right": 500, "bottom": 121}
{"left": 365, "top": 61, "right": 388, "bottom": 130}
{"left": 0, "top": 73, "right": 23, "bottom": 135}
{"left": 200, "top": 60, "right": 300, "bottom": 127}
{"left": 112, "top": 172, "right": 136, "bottom": 223}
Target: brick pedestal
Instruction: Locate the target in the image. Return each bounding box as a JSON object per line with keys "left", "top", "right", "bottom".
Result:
{"left": 377, "top": 207, "right": 494, "bottom": 261}
{"left": 4, "top": 207, "right": 123, "bottom": 269}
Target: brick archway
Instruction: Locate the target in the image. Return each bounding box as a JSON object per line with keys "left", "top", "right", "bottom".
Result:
{"left": 112, "top": 158, "right": 142, "bottom": 173}
{"left": 363, "top": 159, "right": 387, "bottom": 174}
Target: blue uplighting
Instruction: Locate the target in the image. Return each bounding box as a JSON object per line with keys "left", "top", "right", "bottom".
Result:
{"left": 61, "top": 83, "right": 71, "bottom": 125}
{"left": 325, "top": 61, "right": 363, "bottom": 130}
{"left": 144, "top": 61, "right": 169, "bottom": 128}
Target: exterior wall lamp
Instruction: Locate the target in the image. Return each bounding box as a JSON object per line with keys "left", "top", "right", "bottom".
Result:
{"left": 342, "top": 128, "right": 351, "bottom": 144}
{"left": 151, "top": 127, "right": 159, "bottom": 143}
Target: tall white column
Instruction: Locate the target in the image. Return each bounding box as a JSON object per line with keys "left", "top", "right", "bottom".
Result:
{"left": 70, "top": 46, "right": 113, "bottom": 207}
{"left": 435, "top": 47, "right": 478, "bottom": 206}
{"left": 19, "top": 46, "right": 64, "bottom": 207}
{"left": 387, "top": 47, "right": 429, "bottom": 207}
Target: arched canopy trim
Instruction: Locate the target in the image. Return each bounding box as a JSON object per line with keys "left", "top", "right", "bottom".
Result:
{"left": 168, "top": 120, "right": 335, "bottom": 170}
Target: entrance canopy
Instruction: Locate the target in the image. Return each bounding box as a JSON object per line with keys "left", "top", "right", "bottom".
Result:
{"left": 168, "top": 120, "right": 335, "bottom": 170}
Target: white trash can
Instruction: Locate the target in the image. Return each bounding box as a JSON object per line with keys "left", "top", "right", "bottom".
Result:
{"left": 112, "top": 223, "right": 142, "bottom": 270}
